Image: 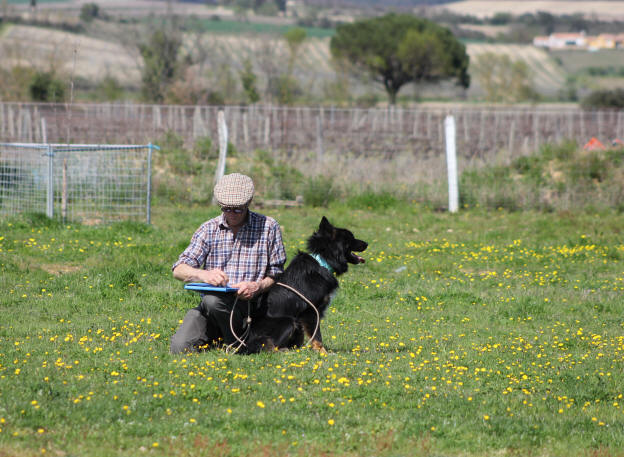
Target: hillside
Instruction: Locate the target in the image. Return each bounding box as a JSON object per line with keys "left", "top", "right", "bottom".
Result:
{"left": 0, "top": 23, "right": 569, "bottom": 100}
{"left": 434, "top": 1, "right": 624, "bottom": 21}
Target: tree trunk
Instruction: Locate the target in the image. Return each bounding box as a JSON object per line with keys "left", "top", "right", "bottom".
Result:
{"left": 388, "top": 88, "right": 398, "bottom": 105}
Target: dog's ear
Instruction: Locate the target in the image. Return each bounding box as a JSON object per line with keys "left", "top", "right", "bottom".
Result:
{"left": 319, "top": 216, "right": 333, "bottom": 233}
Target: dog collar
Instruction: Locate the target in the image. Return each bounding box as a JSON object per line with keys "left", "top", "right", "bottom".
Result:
{"left": 311, "top": 253, "right": 334, "bottom": 274}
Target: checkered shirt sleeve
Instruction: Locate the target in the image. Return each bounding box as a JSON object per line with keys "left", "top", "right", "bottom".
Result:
{"left": 172, "top": 211, "right": 286, "bottom": 284}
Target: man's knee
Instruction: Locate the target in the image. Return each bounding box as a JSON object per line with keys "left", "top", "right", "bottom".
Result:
{"left": 170, "top": 309, "right": 205, "bottom": 354}
{"left": 199, "top": 294, "right": 223, "bottom": 314}
{"left": 170, "top": 337, "right": 189, "bottom": 354}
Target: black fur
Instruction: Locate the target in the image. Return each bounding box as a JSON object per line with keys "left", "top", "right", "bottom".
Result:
{"left": 241, "top": 217, "right": 368, "bottom": 354}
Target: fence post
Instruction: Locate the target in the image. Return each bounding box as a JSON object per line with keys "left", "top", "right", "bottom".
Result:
{"left": 147, "top": 143, "right": 154, "bottom": 224}
{"left": 46, "top": 144, "right": 54, "bottom": 219}
{"left": 316, "top": 115, "right": 324, "bottom": 162}
{"left": 445, "top": 115, "right": 459, "bottom": 213}
{"left": 213, "top": 110, "right": 228, "bottom": 204}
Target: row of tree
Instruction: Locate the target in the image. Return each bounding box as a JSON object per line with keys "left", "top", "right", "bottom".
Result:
{"left": 136, "top": 13, "right": 470, "bottom": 105}
{"left": 1, "top": 11, "right": 617, "bottom": 107}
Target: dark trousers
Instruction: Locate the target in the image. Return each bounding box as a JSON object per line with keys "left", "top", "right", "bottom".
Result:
{"left": 170, "top": 293, "right": 250, "bottom": 353}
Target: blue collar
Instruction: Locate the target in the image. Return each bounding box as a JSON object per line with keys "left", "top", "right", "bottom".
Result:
{"left": 311, "top": 253, "right": 334, "bottom": 274}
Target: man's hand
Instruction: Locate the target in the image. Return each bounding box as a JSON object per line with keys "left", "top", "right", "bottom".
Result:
{"left": 201, "top": 269, "right": 229, "bottom": 286}
{"left": 173, "top": 264, "right": 228, "bottom": 286}
{"left": 231, "top": 281, "right": 261, "bottom": 300}
{"left": 232, "top": 277, "right": 275, "bottom": 300}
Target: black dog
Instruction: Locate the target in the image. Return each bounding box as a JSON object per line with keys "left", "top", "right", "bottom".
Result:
{"left": 241, "top": 216, "right": 368, "bottom": 354}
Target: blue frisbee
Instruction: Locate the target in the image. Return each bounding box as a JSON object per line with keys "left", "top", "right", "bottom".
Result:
{"left": 184, "top": 283, "right": 239, "bottom": 293}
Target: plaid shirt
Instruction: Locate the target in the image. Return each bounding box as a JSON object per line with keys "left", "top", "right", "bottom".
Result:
{"left": 172, "top": 211, "right": 286, "bottom": 284}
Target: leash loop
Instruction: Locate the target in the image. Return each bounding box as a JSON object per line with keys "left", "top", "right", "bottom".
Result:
{"left": 226, "top": 283, "right": 322, "bottom": 353}
{"left": 225, "top": 295, "right": 251, "bottom": 354}
{"left": 275, "top": 282, "right": 321, "bottom": 349}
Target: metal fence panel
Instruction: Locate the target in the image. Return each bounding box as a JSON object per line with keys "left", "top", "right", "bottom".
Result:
{"left": 0, "top": 143, "right": 156, "bottom": 224}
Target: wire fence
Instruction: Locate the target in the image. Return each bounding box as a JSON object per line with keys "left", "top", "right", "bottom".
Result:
{"left": 0, "top": 143, "right": 156, "bottom": 224}
{"left": 1, "top": 103, "right": 623, "bottom": 210}
{"left": 1, "top": 103, "right": 623, "bottom": 166}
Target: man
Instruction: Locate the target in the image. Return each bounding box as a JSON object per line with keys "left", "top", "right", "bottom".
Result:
{"left": 170, "top": 173, "right": 287, "bottom": 353}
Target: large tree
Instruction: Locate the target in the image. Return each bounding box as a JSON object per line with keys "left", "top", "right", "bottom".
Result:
{"left": 138, "top": 27, "right": 183, "bottom": 103}
{"left": 330, "top": 13, "right": 469, "bottom": 104}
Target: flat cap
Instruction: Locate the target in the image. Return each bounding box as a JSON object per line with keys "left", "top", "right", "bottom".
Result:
{"left": 213, "top": 173, "right": 254, "bottom": 207}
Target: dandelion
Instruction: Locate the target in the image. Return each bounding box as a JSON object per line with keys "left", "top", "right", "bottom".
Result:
{"left": 328, "top": 419, "right": 335, "bottom": 426}
{"left": 256, "top": 401, "right": 265, "bottom": 408}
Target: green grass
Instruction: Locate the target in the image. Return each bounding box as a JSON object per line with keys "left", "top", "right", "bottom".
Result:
{"left": 1, "top": 203, "right": 624, "bottom": 456}
{"left": 183, "top": 17, "right": 335, "bottom": 38}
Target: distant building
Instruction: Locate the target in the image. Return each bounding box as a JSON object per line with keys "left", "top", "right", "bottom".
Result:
{"left": 587, "top": 34, "right": 616, "bottom": 50}
{"left": 534, "top": 32, "right": 624, "bottom": 50}
{"left": 533, "top": 32, "right": 587, "bottom": 50}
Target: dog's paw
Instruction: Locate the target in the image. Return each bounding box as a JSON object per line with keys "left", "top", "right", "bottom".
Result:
{"left": 310, "top": 340, "right": 327, "bottom": 355}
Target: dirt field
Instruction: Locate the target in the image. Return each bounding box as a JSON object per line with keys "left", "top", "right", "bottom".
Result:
{"left": 436, "top": 1, "right": 624, "bottom": 21}
{"left": 0, "top": 24, "right": 140, "bottom": 85}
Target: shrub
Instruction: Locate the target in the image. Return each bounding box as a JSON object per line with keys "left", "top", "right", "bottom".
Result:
{"left": 347, "top": 190, "right": 401, "bottom": 210}
{"left": 80, "top": 3, "right": 100, "bottom": 22}
{"left": 193, "top": 136, "right": 215, "bottom": 160}
{"left": 249, "top": 150, "right": 303, "bottom": 200}
{"left": 96, "top": 76, "right": 123, "bottom": 101}
{"left": 581, "top": 88, "right": 624, "bottom": 109}
{"left": 302, "top": 175, "right": 339, "bottom": 207}
{"left": 460, "top": 141, "right": 623, "bottom": 211}
{"left": 29, "top": 71, "right": 66, "bottom": 102}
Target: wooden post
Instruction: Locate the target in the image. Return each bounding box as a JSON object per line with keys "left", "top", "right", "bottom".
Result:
{"left": 8, "top": 106, "right": 15, "bottom": 139}
{"left": 213, "top": 110, "right": 228, "bottom": 204}
{"left": 478, "top": 111, "right": 485, "bottom": 148}
{"left": 412, "top": 111, "right": 418, "bottom": 138}
{"left": 243, "top": 112, "right": 249, "bottom": 147}
{"left": 264, "top": 112, "right": 271, "bottom": 147}
{"left": 598, "top": 110, "right": 604, "bottom": 140}
{"left": 192, "top": 106, "right": 204, "bottom": 139}
{"left": 316, "top": 115, "right": 324, "bottom": 162}
{"left": 533, "top": 113, "right": 539, "bottom": 151}
{"left": 508, "top": 120, "right": 515, "bottom": 159}
{"left": 41, "top": 117, "right": 47, "bottom": 144}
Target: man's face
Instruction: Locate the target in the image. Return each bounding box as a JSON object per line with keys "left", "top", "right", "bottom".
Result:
{"left": 221, "top": 205, "right": 248, "bottom": 228}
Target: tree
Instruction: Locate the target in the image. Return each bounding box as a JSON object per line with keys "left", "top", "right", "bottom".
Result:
{"left": 80, "top": 3, "right": 99, "bottom": 22}
{"left": 138, "top": 27, "right": 182, "bottom": 102}
{"left": 472, "top": 53, "right": 538, "bottom": 103}
{"left": 330, "top": 13, "right": 469, "bottom": 104}
{"left": 283, "top": 27, "right": 306, "bottom": 76}
{"left": 240, "top": 58, "right": 260, "bottom": 104}
{"left": 581, "top": 89, "right": 624, "bottom": 110}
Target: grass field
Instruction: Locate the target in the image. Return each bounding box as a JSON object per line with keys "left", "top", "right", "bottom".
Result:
{"left": 186, "top": 18, "right": 335, "bottom": 39}
{"left": 1, "top": 201, "right": 624, "bottom": 456}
